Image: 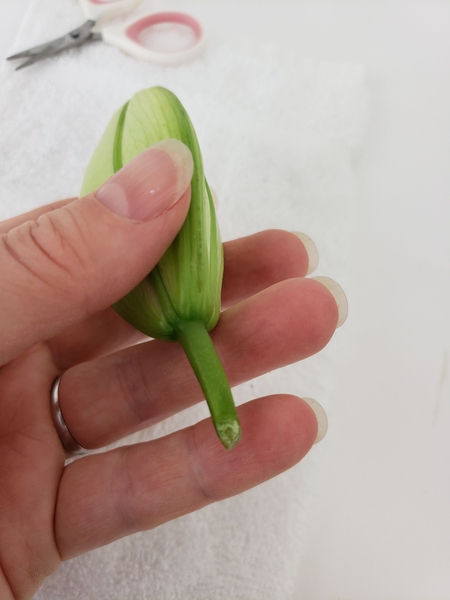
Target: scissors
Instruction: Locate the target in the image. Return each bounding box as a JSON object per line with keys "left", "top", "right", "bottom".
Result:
{"left": 7, "top": 0, "right": 205, "bottom": 71}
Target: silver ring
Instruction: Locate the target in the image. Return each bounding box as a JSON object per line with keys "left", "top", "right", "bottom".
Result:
{"left": 50, "top": 376, "right": 86, "bottom": 456}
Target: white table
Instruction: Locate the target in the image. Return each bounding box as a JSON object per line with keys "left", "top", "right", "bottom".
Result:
{"left": 1, "top": 2, "right": 449, "bottom": 599}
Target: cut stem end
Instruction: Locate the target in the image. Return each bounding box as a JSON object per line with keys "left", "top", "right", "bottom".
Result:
{"left": 216, "top": 418, "right": 241, "bottom": 451}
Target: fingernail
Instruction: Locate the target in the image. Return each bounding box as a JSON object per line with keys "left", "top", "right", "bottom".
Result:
{"left": 291, "top": 231, "right": 319, "bottom": 275}
{"left": 95, "top": 139, "right": 194, "bottom": 221}
{"left": 302, "top": 397, "right": 328, "bottom": 444}
{"left": 312, "top": 276, "right": 348, "bottom": 327}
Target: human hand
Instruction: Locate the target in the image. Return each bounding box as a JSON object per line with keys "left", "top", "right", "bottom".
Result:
{"left": 0, "top": 140, "right": 345, "bottom": 599}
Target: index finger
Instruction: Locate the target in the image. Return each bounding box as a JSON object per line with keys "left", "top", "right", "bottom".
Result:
{"left": 47, "top": 230, "right": 318, "bottom": 370}
{"left": 0, "top": 199, "right": 75, "bottom": 234}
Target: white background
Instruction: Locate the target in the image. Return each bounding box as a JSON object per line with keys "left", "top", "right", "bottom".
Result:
{"left": 1, "top": 2, "right": 450, "bottom": 599}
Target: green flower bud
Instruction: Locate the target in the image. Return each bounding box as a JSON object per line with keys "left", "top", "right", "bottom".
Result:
{"left": 81, "top": 87, "right": 240, "bottom": 450}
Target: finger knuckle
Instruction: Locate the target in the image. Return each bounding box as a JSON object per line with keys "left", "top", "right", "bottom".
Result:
{"left": 2, "top": 209, "right": 92, "bottom": 302}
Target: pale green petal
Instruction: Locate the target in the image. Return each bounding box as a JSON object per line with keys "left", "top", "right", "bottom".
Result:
{"left": 80, "top": 106, "right": 123, "bottom": 196}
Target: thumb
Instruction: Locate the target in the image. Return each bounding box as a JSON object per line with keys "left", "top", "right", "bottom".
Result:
{"left": 0, "top": 139, "right": 193, "bottom": 366}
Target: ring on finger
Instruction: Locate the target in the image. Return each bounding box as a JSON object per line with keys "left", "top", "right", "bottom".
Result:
{"left": 50, "top": 376, "right": 87, "bottom": 456}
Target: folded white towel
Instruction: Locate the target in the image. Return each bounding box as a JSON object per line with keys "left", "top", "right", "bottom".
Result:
{"left": 0, "top": 1, "right": 367, "bottom": 598}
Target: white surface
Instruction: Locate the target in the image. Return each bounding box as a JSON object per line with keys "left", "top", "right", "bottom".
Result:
{"left": 79, "top": 0, "right": 141, "bottom": 22}
{"left": 0, "top": 2, "right": 366, "bottom": 598}
{"left": 1, "top": 2, "right": 450, "bottom": 600}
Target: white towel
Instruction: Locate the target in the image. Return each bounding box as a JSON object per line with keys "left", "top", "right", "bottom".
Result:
{"left": 0, "top": 1, "right": 367, "bottom": 598}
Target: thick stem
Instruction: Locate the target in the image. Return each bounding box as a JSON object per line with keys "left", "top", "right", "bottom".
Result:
{"left": 175, "top": 320, "right": 241, "bottom": 450}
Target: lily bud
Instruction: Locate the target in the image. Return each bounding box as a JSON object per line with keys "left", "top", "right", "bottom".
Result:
{"left": 81, "top": 87, "right": 240, "bottom": 450}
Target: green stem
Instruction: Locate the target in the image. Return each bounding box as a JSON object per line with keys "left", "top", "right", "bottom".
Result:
{"left": 175, "top": 320, "right": 241, "bottom": 450}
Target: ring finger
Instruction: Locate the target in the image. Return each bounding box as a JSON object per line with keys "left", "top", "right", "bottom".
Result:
{"left": 57, "top": 276, "right": 343, "bottom": 449}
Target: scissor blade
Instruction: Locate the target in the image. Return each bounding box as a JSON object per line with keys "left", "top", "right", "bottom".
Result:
{"left": 7, "top": 20, "right": 98, "bottom": 67}
{"left": 7, "top": 39, "right": 59, "bottom": 61}
{"left": 14, "top": 53, "right": 53, "bottom": 71}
